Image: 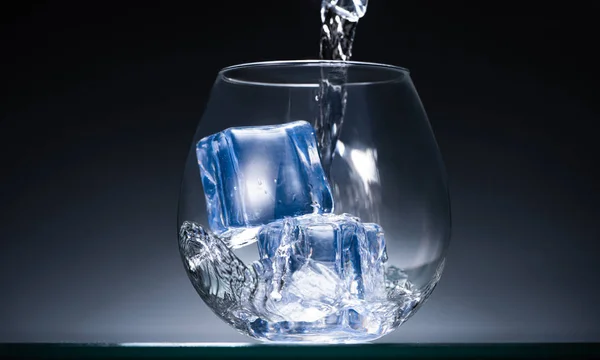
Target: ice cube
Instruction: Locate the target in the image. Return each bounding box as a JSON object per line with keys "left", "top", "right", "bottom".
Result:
{"left": 257, "top": 213, "right": 387, "bottom": 302}
{"left": 260, "top": 258, "right": 344, "bottom": 322}
{"left": 196, "top": 121, "right": 334, "bottom": 236}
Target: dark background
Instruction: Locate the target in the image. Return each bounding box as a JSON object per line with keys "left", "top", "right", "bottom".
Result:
{"left": 1, "top": 1, "right": 599, "bottom": 343}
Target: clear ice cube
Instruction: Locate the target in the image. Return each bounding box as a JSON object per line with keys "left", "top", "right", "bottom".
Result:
{"left": 257, "top": 213, "right": 387, "bottom": 304}
{"left": 196, "top": 121, "right": 334, "bottom": 237}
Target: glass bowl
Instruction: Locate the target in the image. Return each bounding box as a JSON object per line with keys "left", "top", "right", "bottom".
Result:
{"left": 177, "top": 60, "right": 451, "bottom": 343}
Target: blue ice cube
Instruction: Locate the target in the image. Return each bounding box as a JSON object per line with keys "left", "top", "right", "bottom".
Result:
{"left": 257, "top": 213, "right": 387, "bottom": 300}
{"left": 196, "top": 121, "right": 334, "bottom": 235}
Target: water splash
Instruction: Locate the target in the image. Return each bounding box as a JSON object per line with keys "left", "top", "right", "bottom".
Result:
{"left": 179, "top": 220, "right": 434, "bottom": 342}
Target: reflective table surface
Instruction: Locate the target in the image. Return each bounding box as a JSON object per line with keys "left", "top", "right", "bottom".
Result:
{"left": 1, "top": 343, "right": 598, "bottom": 359}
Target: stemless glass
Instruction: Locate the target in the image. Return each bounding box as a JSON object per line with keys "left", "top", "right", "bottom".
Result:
{"left": 178, "top": 60, "right": 451, "bottom": 343}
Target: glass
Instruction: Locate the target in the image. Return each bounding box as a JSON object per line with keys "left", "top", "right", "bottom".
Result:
{"left": 177, "top": 60, "right": 451, "bottom": 343}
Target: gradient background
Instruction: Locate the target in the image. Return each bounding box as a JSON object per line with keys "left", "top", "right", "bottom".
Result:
{"left": 1, "top": 1, "right": 598, "bottom": 343}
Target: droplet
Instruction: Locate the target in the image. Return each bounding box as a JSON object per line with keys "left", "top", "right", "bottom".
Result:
{"left": 257, "top": 179, "right": 263, "bottom": 186}
{"left": 310, "top": 201, "right": 321, "bottom": 213}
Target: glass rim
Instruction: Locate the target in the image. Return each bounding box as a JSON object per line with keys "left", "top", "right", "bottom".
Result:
{"left": 218, "top": 60, "right": 410, "bottom": 88}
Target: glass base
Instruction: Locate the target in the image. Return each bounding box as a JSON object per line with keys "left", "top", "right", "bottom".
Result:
{"left": 247, "top": 313, "right": 397, "bottom": 344}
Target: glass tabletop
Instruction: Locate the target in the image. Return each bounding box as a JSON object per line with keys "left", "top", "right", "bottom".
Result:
{"left": 1, "top": 343, "right": 598, "bottom": 359}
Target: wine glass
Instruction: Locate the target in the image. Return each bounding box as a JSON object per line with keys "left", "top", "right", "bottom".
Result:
{"left": 177, "top": 60, "right": 451, "bottom": 343}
